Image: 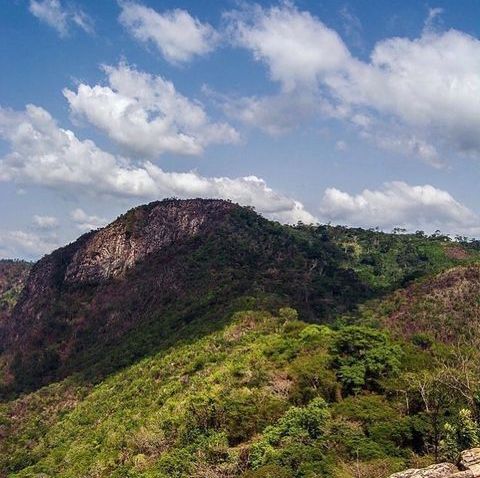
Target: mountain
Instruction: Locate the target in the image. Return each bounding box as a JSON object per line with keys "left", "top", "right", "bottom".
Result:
{"left": 0, "top": 199, "right": 370, "bottom": 395}
{"left": 1, "top": 199, "right": 480, "bottom": 478}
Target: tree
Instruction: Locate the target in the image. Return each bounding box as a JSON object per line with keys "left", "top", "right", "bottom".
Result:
{"left": 402, "top": 369, "right": 453, "bottom": 459}
{"left": 440, "top": 408, "right": 480, "bottom": 461}
{"left": 436, "top": 326, "right": 480, "bottom": 420}
{"left": 249, "top": 398, "right": 331, "bottom": 472}
{"left": 331, "top": 326, "right": 402, "bottom": 395}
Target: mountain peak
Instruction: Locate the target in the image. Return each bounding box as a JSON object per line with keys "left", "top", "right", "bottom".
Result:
{"left": 65, "top": 198, "right": 241, "bottom": 284}
{"left": 6, "top": 198, "right": 338, "bottom": 393}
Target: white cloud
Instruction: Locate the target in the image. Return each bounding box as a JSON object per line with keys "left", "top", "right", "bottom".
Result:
{"left": 70, "top": 208, "right": 107, "bottom": 232}
{"left": 360, "top": 128, "right": 443, "bottom": 168}
{"left": 339, "top": 5, "right": 364, "bottom": 50}
{"left": 0, "top": 214, "right": 61, "bottom": 258}
{"left": 0, "top": 104, "right": 315, "bottom": 225}
{"left": 119, "top": 1, "right": 219, "bottom": 63}
{"left": 228, "top": 2, "right": 350, "bottom": 92}
{"left": 226, "top": 3, "right": 480, "bottom": 163}
{"left": 63, "top": 63, "right": 239, "bottom": 157}
{"left": 0, "top": 104, "right": 139, "bottom": 192}
{"left": 29, "top": 0, "right": 68, "bottom": 36}
{"left": 71, "top": 9, "right": 95, "bottom": 35}
{"left": 331, "top": 30, "right": 480, "bottom": 157}
{"left": 319, "top": 181, "right": 479, "bottom": 234}
{"left": 210, "top": 88, "right": 320, "bottom": 136}
{"left": 424, "top": 7, "right": 444, "bottom": 34}
{"left": 29, "top": 0, "right": 93, "bottom": 37}
{"left": 33, "top": 215, "right": 59, "bottom": 230}
{"left": 0, "top": 230, "right": 59, "bottom": 259}
{"left": 1, "top": 103, "right": 477, "bottom": 249}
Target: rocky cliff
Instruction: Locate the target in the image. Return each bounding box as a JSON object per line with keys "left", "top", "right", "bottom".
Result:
{"left": 10, "top": 199, "right": 236, "bottom": 332}
{"left": 63, "top": 199, "right": 235, "bottom": 284}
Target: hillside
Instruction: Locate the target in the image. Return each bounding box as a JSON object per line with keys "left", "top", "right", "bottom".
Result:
{"left": 0, "top": 308, "right": 409, "bottom": 478}
{"left": 365, "top": 265, "right": 480, "bottom": 343}
{"left": 0, "top": 260, "right": 31, "bottom": 321}
{"left": 1, "top": 199, "right": 480, "bottom": 478}
{"left": 0, "top": 199, "right": 370, "bottom": 395}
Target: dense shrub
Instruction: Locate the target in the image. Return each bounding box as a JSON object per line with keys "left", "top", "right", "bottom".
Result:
{"left": 331, "top": 326, "right": 402, "bottom": 395}
{"left": 250, "top": 398, "right": 331, "bottom": 474}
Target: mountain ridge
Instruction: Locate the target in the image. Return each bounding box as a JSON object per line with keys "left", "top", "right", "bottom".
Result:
{"left": 2, "top": 199, "right": 480, "bottom": 477}
{"left": 1, "top": 198, "right": 368, "bottom": 395}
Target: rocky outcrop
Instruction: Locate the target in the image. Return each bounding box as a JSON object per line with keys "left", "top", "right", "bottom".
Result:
{"left": 6, "top": 199, "right": 236, "bottom": 340}
{"left": 459, "top": 448, "right": 480, "bottom": 476}
{"left": 389, "top": 449, "right": 480, "bottom": 478}
{"left": 389, "top": 463, "right": 459, "bottom": 478}
{"left": 64, "top": 199, "right": 236, "bottom": 284}
{"left": 0, "top": 199, "right": 241, "bottom": 390}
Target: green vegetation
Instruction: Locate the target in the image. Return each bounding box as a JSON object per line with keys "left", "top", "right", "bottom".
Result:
{"left": 331, "top": 326, "right": 402, "bottom": 395}
{"left": 8, "top": 205, "right": 479, "bottom": 397}
{"left": 3, "top": 296, "right": 480, "bottom": 477}
{"left": 3, "top": 202, "right": 480, "bottom": 477}
{"left": 0, "top": 260, "right": 31, "bottom": 315}
{"left": 0, "top": 309, "right": 408, "bottom": 477}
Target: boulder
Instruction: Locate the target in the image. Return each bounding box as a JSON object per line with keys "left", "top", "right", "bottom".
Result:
{"left": 388, "top": 448, "right": 480, "bottom": 478}
{"left": 459, "top": 448, "right": 480, "bottom": 477}
{"left": 389, "top": 463, "right": 459, "bottom": 478}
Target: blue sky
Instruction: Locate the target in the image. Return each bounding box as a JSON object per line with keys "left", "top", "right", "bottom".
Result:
{"left": 1, "top": 0, "right": 480, "bottom": 259}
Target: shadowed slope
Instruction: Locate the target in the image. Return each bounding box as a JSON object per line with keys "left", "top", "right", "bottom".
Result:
{"left": 0, "top": 199, "right": 366, "bottom": 395}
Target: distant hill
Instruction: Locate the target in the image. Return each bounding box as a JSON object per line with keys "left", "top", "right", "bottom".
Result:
{"left": 375, "top": 265, "right": 480, "bottom": 343}
{"left": 1, "top": 199, "right": 480, "bottom": 478}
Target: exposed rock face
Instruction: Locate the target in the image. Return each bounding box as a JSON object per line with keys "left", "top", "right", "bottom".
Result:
{"left": 459, "top": 448, "right": 480, "bottom": 477}
{"left": 64, "top": 199, "right": 235, "bottom": 284}
{"left": 389, "top": 449, "right": 480, "bottom": 478}
{"left": 8, "top": 199, "right": 236, "bottom": 336}
{"left": 0, "top": 199, "right": 240, "bottom": 391}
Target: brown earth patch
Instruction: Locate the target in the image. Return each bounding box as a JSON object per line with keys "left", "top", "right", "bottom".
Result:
{"left": 445, "top": 245, "right": 470, "bottom": 260}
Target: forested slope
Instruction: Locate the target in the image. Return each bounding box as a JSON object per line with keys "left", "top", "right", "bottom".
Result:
{"left": 1, "top": 199, "right": 480, "bottom": 478}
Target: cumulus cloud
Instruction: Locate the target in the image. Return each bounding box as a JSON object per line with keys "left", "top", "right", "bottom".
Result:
{"left": 0, "top": 230, "right": 59, "bottom": 260}
{"left": 225, "top": 3, "right": 480, "bottom": 163}
{"left": 331, "top": 30, "right": 480, "bottom": 157}
{"left": 29, "top": 0, "right": 94, "bottom": 37}
{"left": 0, "top": 104, "right": 315, "bottom": 225}
{"left": 1, "top": 103, "right": 476, "bottom": 246}
{"left": 63, "top": 63, "right": 239, "bottom": 157}
{"left": 70, "top": 209, "right": 107, "bottom": 232}
{"left": 33, "top": 215, "right": 59, "bottom": 230}
{"left": 319, "top": 181, "right": 479, "bottom": 234}
{"left": 119, "top": 1, "right": 219, "bottom": 63}
{"left": 228, "top": 3, "right": 350, "bottom": 92}
{"left": 0, "top": 214, "right": 62, "bottom": 258}
{"left": 208, "top": 88, "right": 321, "bottom": 136}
